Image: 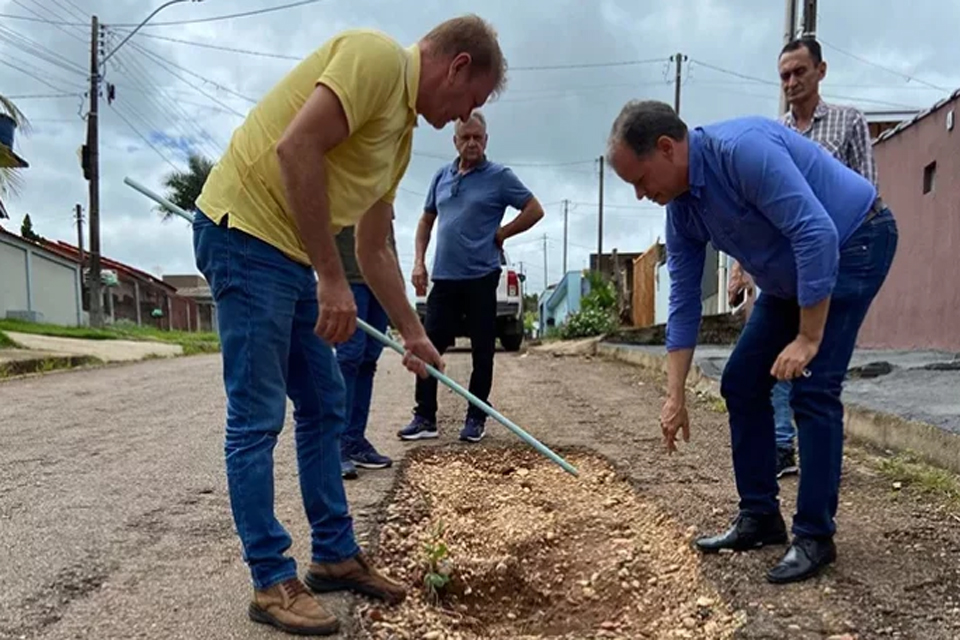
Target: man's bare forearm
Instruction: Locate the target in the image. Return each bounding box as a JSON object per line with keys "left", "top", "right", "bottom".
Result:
{"left": 277, "top": 145, "right": 344, "bottom": 282}
{"left": 501, "top": 198, "right": 544, "bottom": 239}
{"left": 414, "top": 214, "right": 435, "bottom": 266}
{"left": 358, "top": 245, "right": 423, "bottom": 337}
{"left": 798, "top": 296, "right": 830, "bottom": 345}
{"left": 667, "top": 348, "right": 695, "bottom": 400}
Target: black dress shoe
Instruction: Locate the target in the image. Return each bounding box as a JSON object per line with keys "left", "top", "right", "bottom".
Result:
{"left": 766, "top": 536, "right": 837, "bottom": 584}
{"left": 694, "top": 512, "right": 788, "bottom": 553}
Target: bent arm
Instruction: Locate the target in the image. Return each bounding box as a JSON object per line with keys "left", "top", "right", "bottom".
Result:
{"left": 501, "top": 196, "right": 544, "bottom": 240}
{"left": 664, "top": 203, "right": 706, "bottom": 397}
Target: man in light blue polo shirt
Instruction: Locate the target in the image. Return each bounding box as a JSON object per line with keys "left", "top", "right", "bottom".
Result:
{"left": 606, "top": 100, "right": 898, "bottom": 585}
{"left": 398, "top": 110, "right": 544, "bottom": 443}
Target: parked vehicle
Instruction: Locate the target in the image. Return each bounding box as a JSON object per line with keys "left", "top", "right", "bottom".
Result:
{"left": 414, "top": 250, "right": 527, "bottom": 351}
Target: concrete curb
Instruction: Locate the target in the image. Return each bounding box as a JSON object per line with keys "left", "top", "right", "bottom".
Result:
{"left": 596, "top": 342, "right": 960, "bottom": 476}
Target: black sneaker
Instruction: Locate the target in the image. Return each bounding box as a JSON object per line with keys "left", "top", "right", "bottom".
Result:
{"left": 777, "top": 447, "right": 799, "bottom": 478}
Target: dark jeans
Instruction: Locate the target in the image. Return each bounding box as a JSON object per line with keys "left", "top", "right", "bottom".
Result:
{"left": 414, "top": 270, "right": 500, "bottom": 424}
{"left": 335, "top": 283, "right": 389, "bottom": 456}
{"left": 193, "top": 212, "right": 359, "bottom": 590}
{"left": 719, "top": 208, "right": 898, "bottom": 539}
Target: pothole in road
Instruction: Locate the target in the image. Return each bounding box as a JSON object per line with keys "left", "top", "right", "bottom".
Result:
{"left": 359, "top": 447, "right": 745, "bottom": 639}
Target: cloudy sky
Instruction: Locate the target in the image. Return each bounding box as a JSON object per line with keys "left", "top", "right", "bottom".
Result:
{"left": 1, "top": 0, "right": 956, "bottom": 297}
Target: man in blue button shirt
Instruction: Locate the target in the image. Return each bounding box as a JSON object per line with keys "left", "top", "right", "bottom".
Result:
{"left": 606, "top": 100, "right": 898, "bottom": 584}
{"left": 398, "top": 110, "right": 544, "bottom": 443}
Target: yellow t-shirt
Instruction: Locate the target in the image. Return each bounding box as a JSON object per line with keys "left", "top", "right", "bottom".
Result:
{"left": 195, "top": 29, "right": 419, "bottom": 265}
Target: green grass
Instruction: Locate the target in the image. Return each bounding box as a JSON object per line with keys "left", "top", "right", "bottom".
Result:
{"left": 0, "top": 319, "right": 219, "bottom": 354}
{"left": 0, "top": 330, "right": 15, "bottom": 348}
{"left": 877, "top": 452, "right": 960, "bottom": 506}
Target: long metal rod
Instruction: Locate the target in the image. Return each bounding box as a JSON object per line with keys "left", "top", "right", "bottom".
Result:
{"left": 122, "top": 175, "right": 580, "bottom": 477}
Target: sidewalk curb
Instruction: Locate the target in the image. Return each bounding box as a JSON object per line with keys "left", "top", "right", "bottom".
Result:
{"left": 596, "top": 342, "right": 960, "bottom": 476}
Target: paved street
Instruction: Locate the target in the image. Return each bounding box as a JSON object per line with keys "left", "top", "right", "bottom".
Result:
{"left": 2, "top": 350, "right": 960, "bottom": 639}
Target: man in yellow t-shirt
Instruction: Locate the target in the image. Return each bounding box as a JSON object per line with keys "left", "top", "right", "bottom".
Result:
{"left": 192, "top": 14, "right": 506, "bottom": 636}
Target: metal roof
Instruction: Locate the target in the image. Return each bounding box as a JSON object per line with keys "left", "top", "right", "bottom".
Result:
{"left": 874, "top": 87, "right": 960, "bottom": 144}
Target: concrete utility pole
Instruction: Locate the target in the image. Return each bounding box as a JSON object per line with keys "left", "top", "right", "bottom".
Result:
{"left": 670, "top": 52, "right": 688, "bottom": 114}
{"left": 542, "top": 233, "right": 548, "bottom": 291}
{"left": 86, "top": 15, "right": 103, "bottom": 327}
{"left": 562, "top": 199, "right": 569, "bottom": 274}
{"left": 597, "top": 156, "right": 604, "bottom": 270}
{"left": 779, "top": 0, "right": 799, "bottom": 115}
{"left": 801, "top": 0, "right": 817, "bottom": 36}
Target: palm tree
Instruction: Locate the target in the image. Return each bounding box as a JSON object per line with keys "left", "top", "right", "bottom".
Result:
{"left": 158, "top": 152, "right": 214, "bottom": 221}
{"left": 0, "top": 95, "right": 30, "bottom": 220}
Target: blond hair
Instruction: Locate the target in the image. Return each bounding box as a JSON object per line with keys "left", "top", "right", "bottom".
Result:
{"left": 421, "top": 14, "right": 507, "bottom": 97}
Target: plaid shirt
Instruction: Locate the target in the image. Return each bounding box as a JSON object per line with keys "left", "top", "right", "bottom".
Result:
{"left": 782, "top": 99, "right": 878, "bottom": 188}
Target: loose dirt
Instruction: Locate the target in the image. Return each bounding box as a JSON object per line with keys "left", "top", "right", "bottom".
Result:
{"left": 360, "top": 447, "right": 744, "bottom": 640}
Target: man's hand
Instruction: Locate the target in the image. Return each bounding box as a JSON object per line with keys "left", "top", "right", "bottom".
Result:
{"left": 400, "top": 331, "right": 444, "bottom": 378}
{"left": 315, "top": 276, "right": 357, "bottom": 344}
{"left": 772, "top": 335, "right": 819, "bottom": 380}
{"left": 660, "top": 394, "right": 690, "bottom": 454}
{"left": 494, "top": 227, "right": 507, "bottom": 248}
{"left": 411, "top": 262, "right": 429, "bottom": 296}
{"left": 727, "top": 261, "right": 752, "bottom": 307}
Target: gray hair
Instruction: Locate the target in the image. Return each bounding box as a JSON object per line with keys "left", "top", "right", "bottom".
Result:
{"left": 455, "top": 109, "right": 487, "bottom": 135}
{"left": 607, "top": 100, "right": 688, "bottom": 159}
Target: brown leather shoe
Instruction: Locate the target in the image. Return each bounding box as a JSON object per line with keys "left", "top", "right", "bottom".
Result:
{"left": 304, "top": 552, "right": 407, "bottom": 605}
{"left": 248, "top": 577, "right": 340, "bottom": 636}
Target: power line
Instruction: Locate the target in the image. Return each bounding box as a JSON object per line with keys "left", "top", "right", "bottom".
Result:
{"left": 0, "top": 23, "right": 87, "bottom": 75}
{"left": 126, "top": 39, "right": 257, "bottom": 105}
{"left": 122, "top": 41, "right": 249, "bottom": 117}
{"left": 5, "top": 91, "right": 76, "bottom": 99}
{"left": 0, "top": 57, "right": 77, "bottom": 93}
{"left": 0, "top": 0, "right": 329, "bottom": 27}
{"left": 111, "top": 29, "right": 301, "bottom": 61}
{"left": 10, "top": 0, "right": 85, "bottom": 43}
{"left": 109, "top": 103, "right": 182, "bottom": 172}
{"left": 46, "top": 0, "right": 87, "bottom": 21}
{"left": 511, "top": 58, "right": 667, "bottom": 71}
{"left": 412, "top": 149, "right": 595, "bottom": 169}
{"left": 819, "top": 39, "right": 949, "bottom": 92}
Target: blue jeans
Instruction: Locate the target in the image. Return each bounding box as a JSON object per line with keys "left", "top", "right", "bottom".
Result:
{"left": 335, "top": 283, "right": 389, "bottom": 457}
{"left": 193, "top": 212, "right": 359, "bottom": 590}
{"left": 772, "top": 380, "right": 795, "bottom": 450}
{"left": 719, "top": 209, "right": 898, "bottom": 539}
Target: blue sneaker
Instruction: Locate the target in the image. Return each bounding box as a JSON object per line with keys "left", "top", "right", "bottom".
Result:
{"left": 350, "top": 447, "right": 393, "bottom": 470}
{"left": 341, "top": 456, "right": 358, "bottom": 480}
{"left": 459, "top": 417, "right": 486, "bottom": 443}
{"left": 397, "top": 416, "right": 439, "bottom": 441}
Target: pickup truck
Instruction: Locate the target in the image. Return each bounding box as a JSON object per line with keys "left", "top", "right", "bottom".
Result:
{"left": 414, "top": 249, "right": 527, "bottom": 352}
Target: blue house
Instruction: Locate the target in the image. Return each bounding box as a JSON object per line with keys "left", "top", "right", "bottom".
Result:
{"left": 539, "top": 270, "right": 591, "bottom": 335}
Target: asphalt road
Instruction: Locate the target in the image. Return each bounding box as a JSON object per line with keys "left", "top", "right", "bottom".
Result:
{"left": 3, "top": 347, "right": 960, "bottom": 639}
{"left": 0, "top": 354, "right": 415, "bottom": 640}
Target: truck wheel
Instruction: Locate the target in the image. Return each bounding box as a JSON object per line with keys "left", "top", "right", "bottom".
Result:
{"left": 499, "top": 331, "right": 523, "bottom": 352}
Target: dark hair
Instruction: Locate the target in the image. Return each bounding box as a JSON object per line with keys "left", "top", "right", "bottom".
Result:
{"left": 780, "top": 37, "right": 822, "bottom": 65}
{"left": 607, "top": 100, "right": 688, "bottom": 158}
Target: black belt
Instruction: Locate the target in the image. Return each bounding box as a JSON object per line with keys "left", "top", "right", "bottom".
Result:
{"left": 863, "top": 196, "right": 885, "bottom": 223}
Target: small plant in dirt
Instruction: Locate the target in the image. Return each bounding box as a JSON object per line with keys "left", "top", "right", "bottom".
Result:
{"left": 421, "top": 520, "right": 454, "bottom": 604}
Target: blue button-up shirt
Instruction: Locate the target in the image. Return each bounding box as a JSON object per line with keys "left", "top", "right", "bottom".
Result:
{"left": 424, "top": 158, "right": 533, "bottom": 280}
{"left": 665, "top": 116, "right": 877, "bottom": 351}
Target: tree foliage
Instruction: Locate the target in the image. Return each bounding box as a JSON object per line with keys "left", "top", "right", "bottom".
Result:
{"left": 158, "top": 153, "right": 214, "bottom": 221}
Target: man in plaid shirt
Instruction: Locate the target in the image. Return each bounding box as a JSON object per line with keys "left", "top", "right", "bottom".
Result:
{"left": 727, "top": 36, "right": 880, "bottom": 478}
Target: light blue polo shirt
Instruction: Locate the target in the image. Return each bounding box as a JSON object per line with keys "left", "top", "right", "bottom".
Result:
{"left": 424, "top": 157, "right": 533, "bottom": 281}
